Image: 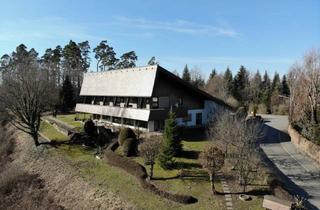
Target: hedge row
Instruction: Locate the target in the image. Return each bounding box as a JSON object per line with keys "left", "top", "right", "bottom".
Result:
{"left": 104, "top": 141, "right": 197, "bottom": 204}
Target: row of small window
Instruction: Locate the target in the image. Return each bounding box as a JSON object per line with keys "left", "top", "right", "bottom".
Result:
{"left": 79, "top": 96, "right": 159, "bottom": 109}
{"left": 93, "top": 114, "right": 148, "bottom": 129}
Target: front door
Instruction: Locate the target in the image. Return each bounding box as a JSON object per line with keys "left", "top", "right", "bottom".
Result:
{"left": 196, "top": 113, "right": 202, "bottom": 126}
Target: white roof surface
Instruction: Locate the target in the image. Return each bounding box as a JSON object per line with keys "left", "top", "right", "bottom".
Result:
{"left": 80, "top": 65, "right": 158, "bottom": 97}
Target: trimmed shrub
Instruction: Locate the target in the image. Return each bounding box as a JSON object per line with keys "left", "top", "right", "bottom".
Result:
{"left": 122, "top": 138, "right": 138, "bottom": 157}
{"left": 118, "top": 127, "right": 136, "bottom": 145}
{"left": 84, "top": 119, "right": 96, "bottom": 136}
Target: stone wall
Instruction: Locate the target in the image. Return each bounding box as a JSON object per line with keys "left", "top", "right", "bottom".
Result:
{"left": 288, "top": 125, "right": 320, "bottom": 164}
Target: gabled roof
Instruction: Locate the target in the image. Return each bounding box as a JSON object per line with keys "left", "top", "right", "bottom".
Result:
{"left": 80, "top": 65, "right": 233, "bottom": 110}
{"left": 80, "top": 65, "right": 158, "bottom": 97}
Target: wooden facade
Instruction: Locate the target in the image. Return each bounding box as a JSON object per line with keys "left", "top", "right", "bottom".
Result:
{"left": 75, "top": 65, "right": 231, "bottom": 132}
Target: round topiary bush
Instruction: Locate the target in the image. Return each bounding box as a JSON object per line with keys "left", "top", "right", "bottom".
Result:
{"left": 84, "top": 119, "right": 96, "bottom": 136}
{"left": 122, "top": 138, "right": 138, "bottom": 157}
{"left": 118, "top": 127, "right": 136, "bottom": 145}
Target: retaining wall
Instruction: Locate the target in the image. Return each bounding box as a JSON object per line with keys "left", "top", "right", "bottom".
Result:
{"left": 288, "top": 125, "right": 320, "bottom": 164}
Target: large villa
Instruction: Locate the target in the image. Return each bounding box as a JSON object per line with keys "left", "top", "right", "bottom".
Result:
{"left": 75, "top": 65, "right": 231, "bottom": 132}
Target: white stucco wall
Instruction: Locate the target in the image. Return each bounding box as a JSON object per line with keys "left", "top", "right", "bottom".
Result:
{"left": 203, "top": 100, "right": 226, "bottom": 123}
{"left": 148, "top": 121, "right": 155, "bottom": 132}
{"left": 186, "top": 109, "right": 204, "bottom": 126}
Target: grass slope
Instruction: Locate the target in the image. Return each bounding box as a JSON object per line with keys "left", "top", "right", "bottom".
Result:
{"left": 40, "top": 117, "right": 264, "bottom": 210}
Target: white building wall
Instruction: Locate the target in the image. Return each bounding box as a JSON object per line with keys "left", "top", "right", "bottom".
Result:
{"left": 148, "top": 121, "right": 155, "bottom": 132}
{"left": 186, "top": 109, "right": 204, "bottom": 126}
{"left": 203, "top": 100, "right": 226, "bottom": 123}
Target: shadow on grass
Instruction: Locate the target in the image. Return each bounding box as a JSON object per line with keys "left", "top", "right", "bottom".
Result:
{"left": 219, "top": 188, "right": 271, "bottom": 197}
{"left": 176, "top": 150, "right": 200, "bottom": 159}
{"left": 179, "top": 127, "right": 208, "bottom": 141}
{"left": 174, "top": 161, "right": 202, "bottom": 169}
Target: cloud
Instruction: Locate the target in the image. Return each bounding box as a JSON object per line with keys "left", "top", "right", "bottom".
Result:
{"left": 112, "top": 16, "right": 240, "bottom": 38}
{"left": 0, "top": 17, "right": 104, "bottom": 43}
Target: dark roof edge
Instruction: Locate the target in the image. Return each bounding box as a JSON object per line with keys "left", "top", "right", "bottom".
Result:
{"left": 157, "top": 65, "right": 235, "bottom": 111}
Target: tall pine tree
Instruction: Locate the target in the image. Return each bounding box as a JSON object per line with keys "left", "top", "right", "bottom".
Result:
{"left": 182, "top": 64, "right": 191, "bottom": 82}
{"left": 280, "top": 75, "right": 290, "bottom": 96}
{"left": 223, "top": 67, "right": 233, "bottom": 95}
{"left": 209, "top": 68, "right": 217, "bottom": 80}
{"left": 60, "top": 75, "right": 75, "bottom": 112}
{"left": 158, "top": 111, "right": 181, "bottom": 169}
{"left": 232, "top": 65, "right": 249, "bottom": 106}
{"left": 261, "top": 71, "right": 272, "bottom": 113}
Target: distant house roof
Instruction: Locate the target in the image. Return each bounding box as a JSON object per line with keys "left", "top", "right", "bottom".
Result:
{"left": 80, "top": 65, "right": 233, "bottom": 109}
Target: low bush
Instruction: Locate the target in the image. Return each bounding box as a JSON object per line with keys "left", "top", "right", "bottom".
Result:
{"left": 122, "top": 138, "right": 138, "bottom": 157}
{"left": 118, "top": 128, "right": 136, "bottom": 145}
{"left": 105, "top": 141, "right": 197, "bottom": 204}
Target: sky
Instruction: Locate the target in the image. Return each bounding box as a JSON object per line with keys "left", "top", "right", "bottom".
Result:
{"left": 0, "top": 0, "right": 319, "bottom": 77}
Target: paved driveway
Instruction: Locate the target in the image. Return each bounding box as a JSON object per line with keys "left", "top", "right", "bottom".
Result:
{"left": 260, "top": 114, "right": 320, "bottom": 210}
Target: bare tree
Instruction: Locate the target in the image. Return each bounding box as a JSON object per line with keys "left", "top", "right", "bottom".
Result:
{"left": 199, "top": 145, "right": 225, "bottom": 195}
{"left": 234, "top": 120, "right": 263, "bottom": 192}
{"left": 205, "top": 74, "right": 228, "bottom": 100}
{"left": 209, "top": 112, "right": 264, "bottom": 192}
{"left": 0, "top": 49, "right": 51, "bottom": 146}
{"left": 208, "top": 111, "right": 237, "bottom": 156}
{"left": 288, "top": 49, "right": 320, "bottom": 142}
{"left": 139, "top": 137, "right": 162, "bottom": 179}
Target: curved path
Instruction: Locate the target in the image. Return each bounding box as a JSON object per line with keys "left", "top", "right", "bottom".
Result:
{"left": 260, "top": 114, "right": 320, "bottom": 210}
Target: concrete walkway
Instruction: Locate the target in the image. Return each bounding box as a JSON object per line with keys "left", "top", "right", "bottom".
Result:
{"left": 218, "top": 173, "right": 234, "bottom": 210}
{"left": 260, "top": 114, "right": 320, "bottom": 210}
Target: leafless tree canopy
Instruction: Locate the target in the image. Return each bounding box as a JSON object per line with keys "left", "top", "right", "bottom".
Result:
{"left": 139, "top": 136, "right": 162, "bottom": 179}
{"left": 199, "top": 145, "right": 224, "bottom": 195}
{"left": 288, "top": 48, "right": 320, "bottom": 143}
{"left": 0, "top": 48, "right": 52, "bottom": 146}
{"left": 208, "top": 112, "right": 264, "bottom": 192}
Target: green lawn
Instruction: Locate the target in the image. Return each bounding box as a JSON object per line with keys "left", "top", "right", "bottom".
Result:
{"left": 56, "top": 114, "right": 84, "bottom": 128}
{"left": 39, "top": 118, "right": 264, "bottom": 210}
{"left": 39, "top": 121, "right": 69, "bottom": 142}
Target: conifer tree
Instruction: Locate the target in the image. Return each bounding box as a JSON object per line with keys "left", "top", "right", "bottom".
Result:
{"left": 223, "top": 67, "right": 233, "bottom": 95}
{"left": 182, "top": 64, "right": 191, "bottom": 82}
{"left": 60, "top": 75, "right": 75, "bottom": 112}
{"left": 209, "top": 68, "right": 217, "bottom": 80}
{"left": 280, "top": 75, "right": 290, "bottom": 96}
{"left": 232, "top": 65, "right": 249, "bottom": 106}
{"left": 158, "top": 111, "right": 181, "bottom": 169}
{"left": 271, "top": 72, "right": 281, "bottom": 92}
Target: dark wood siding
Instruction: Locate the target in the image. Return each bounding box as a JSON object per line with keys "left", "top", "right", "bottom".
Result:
{"left": 152, "top": 70, "right": 204, "bottom": 110}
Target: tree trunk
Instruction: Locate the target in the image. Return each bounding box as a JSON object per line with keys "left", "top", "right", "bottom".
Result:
{"left": 32, "top": 133, "right": 40, "bottom": 147}
{"left": 209, "top": 173, "right": 216, "bottom": 195}
{"left": 150, "top": 162, "right": 154, "bottom": 179}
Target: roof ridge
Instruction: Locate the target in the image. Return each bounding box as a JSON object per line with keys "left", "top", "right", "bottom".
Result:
{"left": 86, "top": 65, "right": 158, "bottom": 75}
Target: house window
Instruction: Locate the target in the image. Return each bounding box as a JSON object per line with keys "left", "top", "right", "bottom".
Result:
{"left": 136, "top": 120, "right": 148, "bottom": 129}
{"left": 102, "top": 115, "right": 111, "bottom": 121}
{"left": 94, "top": 96, "right": 104, "bottom": 105}
{"left": 112, "top": 117, "right": 122, "bottom": 124}
{"left": 123, "top": 118, "right": 134, "bottom": 126}
{"left": 152, "top": 97, "right": 158, "bottom": 109}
